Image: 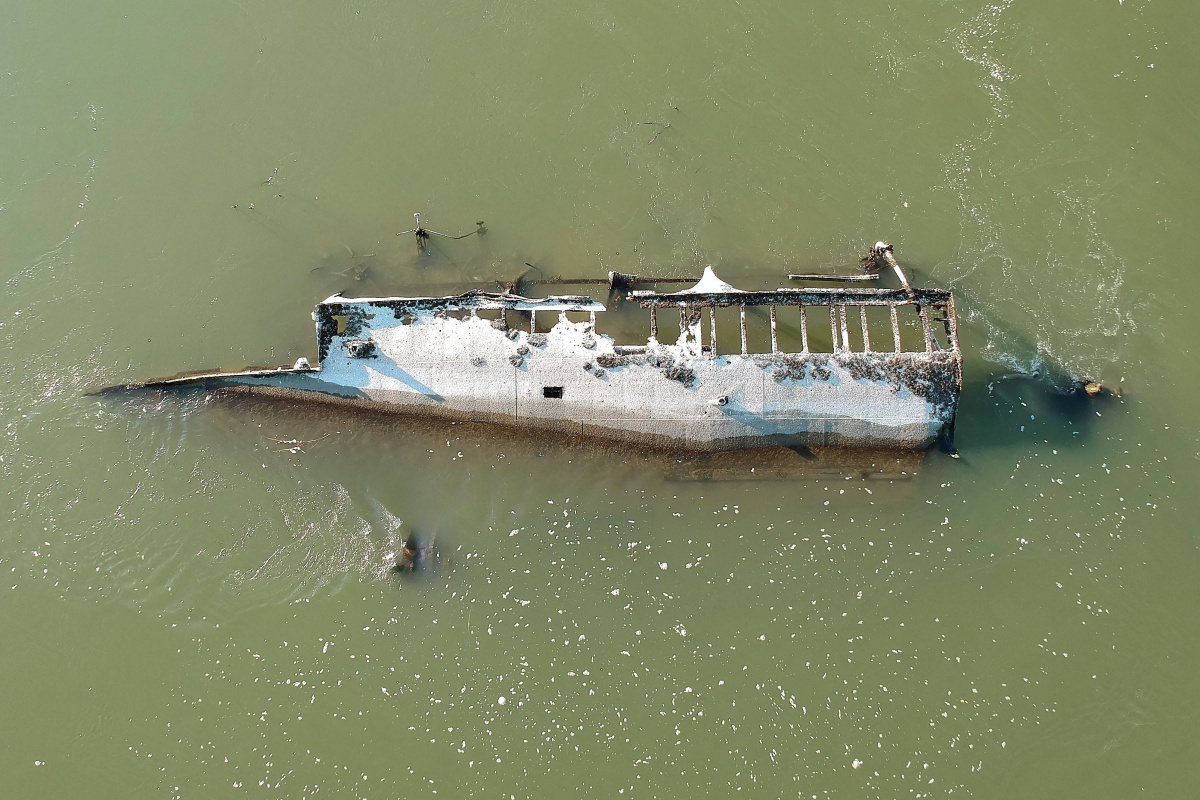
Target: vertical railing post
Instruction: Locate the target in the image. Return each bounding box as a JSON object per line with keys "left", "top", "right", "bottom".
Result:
{"left": 530, "top": 310, "right": 537, "bottom": 334}
{"left": 739, "top": 305, "right": 748, "bottom": 356}
{"left": 769, "top": 305, "right": 778, "bottom": 353}
{"left": 799, "top": 306, "right": 809, "bottom": 353}
{"left": 709, "top": 307, "right": 718, "bottom": 356}
{"left": 918, "top": 305, "right": 934, "bottom": 352}
{"left": 890, "top": 304, "right": 901, "bottom": 352}
{"left": 944, "top": 297, "right": 960, "bottom": 353}
{"left": 650, "top": 307, "right": 658, "bottom": 340}
{"left": 680, "top": 306, "right": 701, "bottom": 352}
{"left": 829, "top": 306, "right": 839, "bottom": 352}
{"left": 838, "top": 305, "right": 850, "bottom": 352}
{"left": 859, "top": 306, "right": 871, "bottom": 352}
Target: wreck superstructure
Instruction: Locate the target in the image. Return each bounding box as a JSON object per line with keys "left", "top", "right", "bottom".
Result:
{"left": 143, "top": 258, "right": 962, "bottom": 451}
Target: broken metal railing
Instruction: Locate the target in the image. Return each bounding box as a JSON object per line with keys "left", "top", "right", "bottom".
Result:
{"left": 314, "top": 291, "right": 606, "bottom": 362}
{"left": 313, "top": 274, "right": 960, "bottom": 364}
{"left": 628, "top": 286, "right": 959, "bottom": 358}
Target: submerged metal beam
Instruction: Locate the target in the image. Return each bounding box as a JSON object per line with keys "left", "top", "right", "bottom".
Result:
{"left": 632, "top": 286, "right": 952, "bottom": 309}
{"left": 320, "top": 290, "right": 605, "bottom": 314}
{"left": 787, "top": 272, "right": 879, "bottom": 282}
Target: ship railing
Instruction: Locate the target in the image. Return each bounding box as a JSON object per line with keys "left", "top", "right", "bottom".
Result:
{"left": 628, "top": 287, "right": 959, "bottom": 358}
{"left": 314, "top": 291, "right": 608, "bottom": 361}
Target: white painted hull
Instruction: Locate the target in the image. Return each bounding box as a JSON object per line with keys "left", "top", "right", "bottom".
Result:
{"left": 187, "top": 309, "right": 958, "bottom": 451}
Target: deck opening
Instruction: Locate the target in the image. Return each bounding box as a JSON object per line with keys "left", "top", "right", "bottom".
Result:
{"left": 543, "top": 386, "right": 564, "bottom": 399}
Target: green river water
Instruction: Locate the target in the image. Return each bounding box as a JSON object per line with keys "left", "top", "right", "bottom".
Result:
{"left": 3, "top": 1, "right": 1199, "bottom": 797}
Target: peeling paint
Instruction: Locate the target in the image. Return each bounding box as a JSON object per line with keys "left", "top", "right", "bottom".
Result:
{"left": 137, "top": 266, "right": 962, "bottom": 451}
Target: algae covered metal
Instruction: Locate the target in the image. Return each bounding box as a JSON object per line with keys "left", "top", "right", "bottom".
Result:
{"left": 140, "top": 257, "right": 962, "bottom": 451}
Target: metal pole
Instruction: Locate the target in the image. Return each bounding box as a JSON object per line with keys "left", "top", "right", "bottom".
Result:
{"left": 875, "top": 242, "right": 915, "bottom": 302}
{"left": 918, "top": 306, "right": 934, "bottom": 352}
{"left": 709, "top": 307, "right": 718, "bottom": 356}
{"left": 739, "top": 306, "right": 748, "bottom": 356}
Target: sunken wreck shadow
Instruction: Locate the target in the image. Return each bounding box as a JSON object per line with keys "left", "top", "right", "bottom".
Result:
{"left": 103, "top": 384, "right": 931, "bottom": 483}
{"left": 953, "top": 371, "right": 1126, "bottom": 454}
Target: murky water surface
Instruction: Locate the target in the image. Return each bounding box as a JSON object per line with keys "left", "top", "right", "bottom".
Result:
{"left": 3, "top": 1, "right": 1198, "bottom": 797}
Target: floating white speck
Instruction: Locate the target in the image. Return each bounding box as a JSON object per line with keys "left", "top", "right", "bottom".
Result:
{"left": 611, "top": 589, "right": 620, "bottom": 596}
{"left": 498, "top": 696, "right": 506, "bottom": 705}
{"left": 659, "top": 562, "right": 668, "bottom": 570}
{"left": 853, "top": 759, "right": 863, "bottom": 769}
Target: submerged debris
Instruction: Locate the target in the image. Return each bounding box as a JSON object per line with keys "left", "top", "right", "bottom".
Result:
{"left": 266, "top": 432, "right": 333, "bottom": 454}
{"left": 390, "top": 532, "right": 446, "bottom": 573}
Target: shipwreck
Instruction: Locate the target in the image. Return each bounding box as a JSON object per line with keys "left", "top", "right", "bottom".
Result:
{"left": 139, "top": 243, "right": 962, "bottom": 451}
